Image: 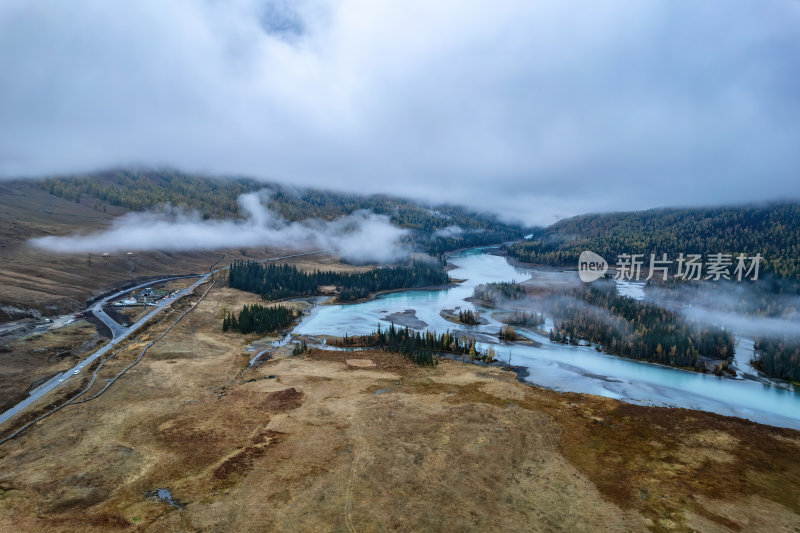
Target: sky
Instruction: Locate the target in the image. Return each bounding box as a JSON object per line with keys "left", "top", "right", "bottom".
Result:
{"left": 1, "top": 0, "right": 799, "bottom": 225}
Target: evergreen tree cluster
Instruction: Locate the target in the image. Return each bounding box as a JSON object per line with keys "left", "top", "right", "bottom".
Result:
{"left": 458, "top": 309, "right": 480, "bottom": 325}
{"left": 228, "top": 260, "right": 450, "bottom": 301}
{"left": 333, "top": 323, "right": 496, "bottom": 365}
{"left": 506, "top": 310, "right": 545, "bottom": 327}
{"left": 752, "top": 336, "right": 800, "bottom": 382}
{"left": 472, "top": 282, "right": 527, "bottom": 304}
{"left": 506, "top": 203, "right": 800, "bottom": 280}
{"left": 222, "top": 304, "right": 297, "bottom": 334}
{"left": 548, "top": 281, "right": 734, "bottom": 369}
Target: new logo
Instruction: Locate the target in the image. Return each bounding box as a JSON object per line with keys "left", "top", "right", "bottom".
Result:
{"left": 578, "top": 251, "right": 607, "bottom": 282}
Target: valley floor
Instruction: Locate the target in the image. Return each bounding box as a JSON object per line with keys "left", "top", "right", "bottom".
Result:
{"left": 0, "top": 284, "right": 799, "bottom": 532}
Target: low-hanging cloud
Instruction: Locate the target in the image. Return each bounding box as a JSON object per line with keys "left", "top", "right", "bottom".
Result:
{"left": 432, "top": 225, "right": 464, "bottom": 239}
{"left": 652, "top": 280, "right": 800, "bottom": 339}
{"left": 30, "top": 191, "right": 409, "bottom": 263}
{"left": 681, "top": 307, "right": 800, "bottom": 340}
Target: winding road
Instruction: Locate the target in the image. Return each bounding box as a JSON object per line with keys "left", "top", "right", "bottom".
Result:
{"left": 89, "top": 276, "right": 201, "bottom": 339}
{"left": 0, "top": 251, "right": 326, "bottom": 428}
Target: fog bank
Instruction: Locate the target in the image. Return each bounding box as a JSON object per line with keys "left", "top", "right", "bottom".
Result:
{"left": 30, "top": 192, "right": 408, "bottom": 263}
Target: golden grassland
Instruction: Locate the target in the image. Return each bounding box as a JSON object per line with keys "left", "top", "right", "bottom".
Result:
{"left": 0, "top": 283, "right": 798, "bottom": 532}
{"left": 0, "top": 321, "right": 105, "bottom": 412}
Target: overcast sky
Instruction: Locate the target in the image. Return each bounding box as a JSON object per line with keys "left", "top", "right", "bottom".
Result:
{"left": 1, "top": 1, "right": 799, "bottom": 225}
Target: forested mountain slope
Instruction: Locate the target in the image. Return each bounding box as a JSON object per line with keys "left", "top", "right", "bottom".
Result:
{"left": 42, "top": 169, "right": 525, "bottom": 254}
{"left": 507, "top": 203, "right": 800, "bottom": 280}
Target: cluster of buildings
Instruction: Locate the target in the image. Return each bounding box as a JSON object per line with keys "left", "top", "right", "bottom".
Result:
{"left": 113, "top": 287, "right": 171, "bottom": 307}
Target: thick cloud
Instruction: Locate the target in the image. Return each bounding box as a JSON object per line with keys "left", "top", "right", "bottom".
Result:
{"left": 30, "top": 191, "right": 409, "bottom": 263}
{"left": 2, "top": 1, "right": 799, "bottom": 224}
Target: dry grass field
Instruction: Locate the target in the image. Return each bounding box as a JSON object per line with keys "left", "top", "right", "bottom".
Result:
{"left": 0, "top": 282, "right": 798, "bottom": 532}
{"left": 0, "top": 321, "right": 104, "bottom": 412}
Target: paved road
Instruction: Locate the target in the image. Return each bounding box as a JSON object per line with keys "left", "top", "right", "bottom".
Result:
{"left": 90, "top": 276, "right": 200, "bottom": 339}
{"left": 0, "top": 277, "right": 208, "bottom": 426}
{"left": 0, "top": 250, "right": 326, "bottom": 428}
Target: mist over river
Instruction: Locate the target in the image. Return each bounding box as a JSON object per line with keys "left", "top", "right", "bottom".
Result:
{"left": 294, "top": 248, "right": 800, "bottom": 430}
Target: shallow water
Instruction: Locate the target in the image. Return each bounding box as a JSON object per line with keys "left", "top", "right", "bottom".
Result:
{"left": 148, "top": 488, "right": 182, "bottom": 508}
{"left": 294, "top": 248, "right": 800, "bottom": 430}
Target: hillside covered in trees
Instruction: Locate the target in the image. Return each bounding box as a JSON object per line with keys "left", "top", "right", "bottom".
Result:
{"left": 40, "top": 170, "right": 524, "bottom": 255}
{"left": 506, "top": 203, "right": 800, "bottom": 280}
{"left": 228, "top": 259, "right": 450, "bottom": 302}
{"left": 548, "top": 281, "right": 735, "bottom": 371}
